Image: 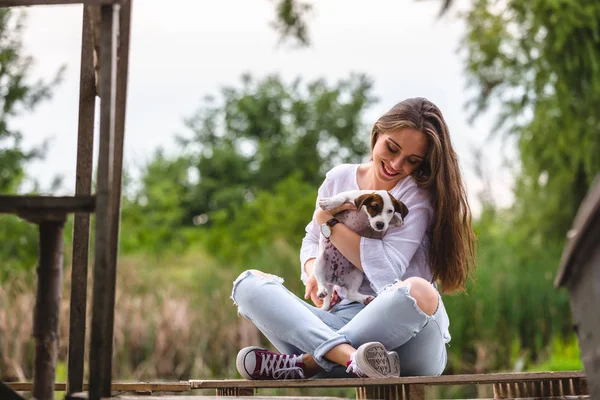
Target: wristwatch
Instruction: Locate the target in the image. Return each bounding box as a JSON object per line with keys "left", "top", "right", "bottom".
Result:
{"left": 320, "top": 218, "right": 340, "bottom": 239}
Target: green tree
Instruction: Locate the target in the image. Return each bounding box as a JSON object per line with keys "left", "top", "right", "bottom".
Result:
{"left": 463, "top": 0, "right": 600, "bottom": 242}
{"left": 0, "top": 9, "right": 63, "bottom": 281}
{"left": 180, "top": 73, "right": 375, "bottom": 223}
{"left": 0, "top": 10, "right": 62, "bottom": 193}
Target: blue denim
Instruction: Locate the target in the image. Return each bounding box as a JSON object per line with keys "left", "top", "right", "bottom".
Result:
{"left": 231, "top": 270, "right": 450, "bottom": 376}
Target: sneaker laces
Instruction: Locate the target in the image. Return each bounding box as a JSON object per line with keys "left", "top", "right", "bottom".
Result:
{"left": 345, "top": 352, "right": 366, "bottom": 378}
{"left": 260, "top": 353, "right": 305, "bottom": 379}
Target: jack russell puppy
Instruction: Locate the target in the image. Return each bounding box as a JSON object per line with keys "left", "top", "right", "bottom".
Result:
{"left": 314, "top": 190, "right": 409, "bottom": 311}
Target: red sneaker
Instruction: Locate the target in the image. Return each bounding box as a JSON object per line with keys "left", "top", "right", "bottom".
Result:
{"left": 236, "top": 347, "right": 306, "bottom": 380}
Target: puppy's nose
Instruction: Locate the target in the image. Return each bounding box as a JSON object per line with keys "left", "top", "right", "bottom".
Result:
{"left": 376, "top": 222, "right": 384, "bottom": 230}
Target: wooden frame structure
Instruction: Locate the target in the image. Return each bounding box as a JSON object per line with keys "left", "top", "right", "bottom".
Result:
{"left": 5, "top": 371, "right": 590, "bottom": 399}
{"left": 0, "top": 1, "right": 595, "bottom": 400}
{"left": 0, "top": 1, "right": 131, "bottom": 399}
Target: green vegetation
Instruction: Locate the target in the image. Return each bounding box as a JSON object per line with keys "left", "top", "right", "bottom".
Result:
{"left": 1, "top": 1, "right": 597, "bottom": 395}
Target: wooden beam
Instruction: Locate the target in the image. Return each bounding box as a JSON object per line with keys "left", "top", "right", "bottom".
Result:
{"left": 0, "top": 0, "right": 120, "bottom": 6}
{"left": 32, "top": 221, "right": 65, "bottom": 399}
{"left": 189, "top": 371, "right": 586, "bottom": 389}
{"left": 0, "top": 195, "right": 95, "bottom": 214}
{"left": 88, "top": 4, "right": 119, "bottom": 400}
{"left": 8, "top": 382, "right": 192, "bottom": 392}
{"left": 66, "top": 3, "right": 97, "bottom": 395}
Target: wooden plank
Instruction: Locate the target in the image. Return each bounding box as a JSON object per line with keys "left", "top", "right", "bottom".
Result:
{"left": 66, "top": 4, "right": 97, "bottom": 395}
{"left": 0, "top": 195, "right": 95, "bottom": 214}
{"left": 88, "top": 4, "right": 119, "bottom": 400}
{"left": 0, "top": 0, "right": 120, "bottom": 6}
{"left": 32, "top": 221, "right": 65, "bottom": 400}
{"left": 555, "top": 176, "right": 600, "bottom": 287}
{"left": 189, "top": 371, "right": 586, "bottom": 389}
{"left": 71, "top": 396, "right": 350, "bottom": 400}
{"left": 9, "top": 382, "right": 191, "bottom": 392}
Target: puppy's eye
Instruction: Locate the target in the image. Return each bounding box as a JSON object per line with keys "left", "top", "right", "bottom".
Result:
{"left": 388, "top": 209, "right": 393, "bottom": 214}
{"left": 370, "top": 204, "right": 379, "bottom": 210}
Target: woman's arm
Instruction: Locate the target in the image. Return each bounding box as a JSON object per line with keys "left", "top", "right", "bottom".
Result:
{"left": 315, "top": 185, "right": 432, "bottom": 292}
{"left": 314, "top": 207, "right": 364, "bottom": 270}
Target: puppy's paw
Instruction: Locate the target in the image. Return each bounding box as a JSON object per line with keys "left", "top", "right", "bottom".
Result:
{"left": 317, "top": 288, "right": 328, "bottom": 299}
{"left": 318, "top": 197, "right": 341, "bottom": 211}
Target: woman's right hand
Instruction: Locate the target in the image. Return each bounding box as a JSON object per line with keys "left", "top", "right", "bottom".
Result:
{"left": 304, "top": 274, "right": 324, "bottom": 308}
{"left": 303, "top": 259, "right": 324, "bottom": 307}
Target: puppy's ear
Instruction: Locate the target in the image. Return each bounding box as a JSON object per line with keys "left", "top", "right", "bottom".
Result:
{"left": 390, "top": 214, "right": 404, "bottom": 228}
{"left": 393, "top": 197, "right": 409, "bottom": 219}
{"left": 355, "top": 193, "right": 374, "bottom": 210}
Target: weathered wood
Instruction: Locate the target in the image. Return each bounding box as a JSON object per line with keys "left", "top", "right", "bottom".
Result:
{"left": 216, "top": 387, "right": 256, "bottom": 396}
{"left": 66, "top": 5, "right": 97, "bottom": 395}
{"left": 88, "top": 4, "right": 119, "bottom": 400}
{"left": 33, "top": 221, "right": 65, "bottom": 400}
{"left": 9, "top": 381, "right": 192, "bottom": 392}
{"left": 0, "top": 0, "right": 120, "bottom": 6}
{"left": 554, "top": 177, "right": 600, "bottom": 400}
{"left": 555, "top": 177, "right": 600, "bottom": 287}
{"left": 189, "top": 371, "right": 586, "bottom": 389}
{"left": 0, "top": 195, "right": 95, "bottom": 215}
{"left": 70, "top": 396, "right": 350, "bottom": 400}
{"left": 493, "top": 377, "right": 585, "bottom": 398}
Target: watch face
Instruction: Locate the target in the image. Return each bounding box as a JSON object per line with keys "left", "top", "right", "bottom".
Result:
{"left": 321, "top": 223, "right": 332, "bottom": 238}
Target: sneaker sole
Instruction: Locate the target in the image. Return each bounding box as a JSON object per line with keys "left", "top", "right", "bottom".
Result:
{"left": 388, "top": 351, "right": 401, "bottom": 376}
{"left": 355, "top": 342, "right": 400, "bottom": 378}
{"left": 236, "top": 346, "right": 264, "bottom": 380}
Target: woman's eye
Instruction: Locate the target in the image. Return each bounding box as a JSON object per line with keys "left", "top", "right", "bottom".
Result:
{"left": 387, "top": 144, "right": 398, "bottom": 154}
{"left": 408, "top": 159, "right": 419, "bottom": 165}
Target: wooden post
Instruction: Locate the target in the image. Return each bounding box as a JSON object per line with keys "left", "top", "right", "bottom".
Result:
{"left": 89, "top": 4, "right": 119, "bottom": 400}
{"left": 216, "top": 387, "right": 255, "bottom": 396}
{"left": 356, "top": 384, "right": 422, "bottom": 400}
{"left": 33, "top": 219, "right": 65, "bottom": 400}
{"left": 67, "top": 4, "right": 97, "bottom": 395}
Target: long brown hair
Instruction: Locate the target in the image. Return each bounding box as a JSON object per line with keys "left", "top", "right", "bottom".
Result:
{"left": 371, "top": 98, "right": 476, "bottom": 293}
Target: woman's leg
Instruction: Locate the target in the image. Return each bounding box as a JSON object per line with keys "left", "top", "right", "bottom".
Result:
{"left": 313, "top": 277, "right": 449, "bottom": 376}
{"left": 231, "top": 269, "right": 356, "bottom": 372}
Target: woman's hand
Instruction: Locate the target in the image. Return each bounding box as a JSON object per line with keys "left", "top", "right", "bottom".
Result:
{"left": 304, "top": 274, "right": 324, "bottom": 308}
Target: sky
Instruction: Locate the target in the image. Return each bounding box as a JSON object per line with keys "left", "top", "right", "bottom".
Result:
{"left": 12, "top": 0, "right": 514, "bottom": 213}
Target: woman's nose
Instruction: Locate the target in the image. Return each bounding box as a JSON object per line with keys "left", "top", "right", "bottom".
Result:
{"left": 390, "top": 157, "right": 404, "bottom": 171}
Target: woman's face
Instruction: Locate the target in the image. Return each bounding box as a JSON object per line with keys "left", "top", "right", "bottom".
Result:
{"left": 372, "top": 128, "right": 428, "bottom": 187}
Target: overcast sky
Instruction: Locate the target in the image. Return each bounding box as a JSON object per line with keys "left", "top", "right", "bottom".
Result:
{"left": 12, "top": 0, "right": 513, "bottom": 212}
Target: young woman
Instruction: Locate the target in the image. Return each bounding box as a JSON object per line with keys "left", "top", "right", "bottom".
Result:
{"left": 231, "top": 97, "right": 476, "bottom": 379}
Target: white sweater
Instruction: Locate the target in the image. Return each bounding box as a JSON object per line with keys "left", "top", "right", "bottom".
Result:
{"left": 300, "top": 163, "right": 435, "bottom": 298}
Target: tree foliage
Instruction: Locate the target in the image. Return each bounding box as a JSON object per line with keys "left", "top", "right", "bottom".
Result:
{"left": 463, "top": 0, "right": 600, "bottom": 242}
{"left": 0, "top": 9, "right": 62, "bottom": 281}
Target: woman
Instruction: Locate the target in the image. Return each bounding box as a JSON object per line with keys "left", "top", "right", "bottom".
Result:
{"left": 231, "top": 97, "right": 476, "bottom": 379}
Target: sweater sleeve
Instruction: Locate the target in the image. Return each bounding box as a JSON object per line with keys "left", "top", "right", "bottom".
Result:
{"left": 359, "top": 186, "right": 432, "bottom": 293}
{"left": 299, "top": 176, "right": 331, "bottom": 284}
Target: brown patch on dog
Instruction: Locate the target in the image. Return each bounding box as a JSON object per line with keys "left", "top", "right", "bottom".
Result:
{"left": 355, "top": 193, "right": 384, "bottom": 217}
{"left": 389, "top": 192, "right": 409, "bottom": 219}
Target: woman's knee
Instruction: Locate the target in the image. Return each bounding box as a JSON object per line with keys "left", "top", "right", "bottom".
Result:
{"left": 231, "top": 269, "right": 283, "bottom": 306}
{"left": 394, "top": 277, "right": 439, "bottom": 316}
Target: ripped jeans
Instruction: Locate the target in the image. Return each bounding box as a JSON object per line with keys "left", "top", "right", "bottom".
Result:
{"left": 231, "top": 270, "right": 451, "bottom": 376}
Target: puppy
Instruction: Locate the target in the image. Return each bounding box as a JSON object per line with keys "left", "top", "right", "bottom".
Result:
{"left": 313, "top": 190, "right": 409, "bottom": 310}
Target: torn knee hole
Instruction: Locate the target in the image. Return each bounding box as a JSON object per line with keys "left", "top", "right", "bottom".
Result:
{"left": 248, "top": 269, "right": 273, "bottom": 279}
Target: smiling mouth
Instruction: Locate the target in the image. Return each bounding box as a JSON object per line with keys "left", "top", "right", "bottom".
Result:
{"left": 381, "top": 161, "right": 400, "bottom": 177}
